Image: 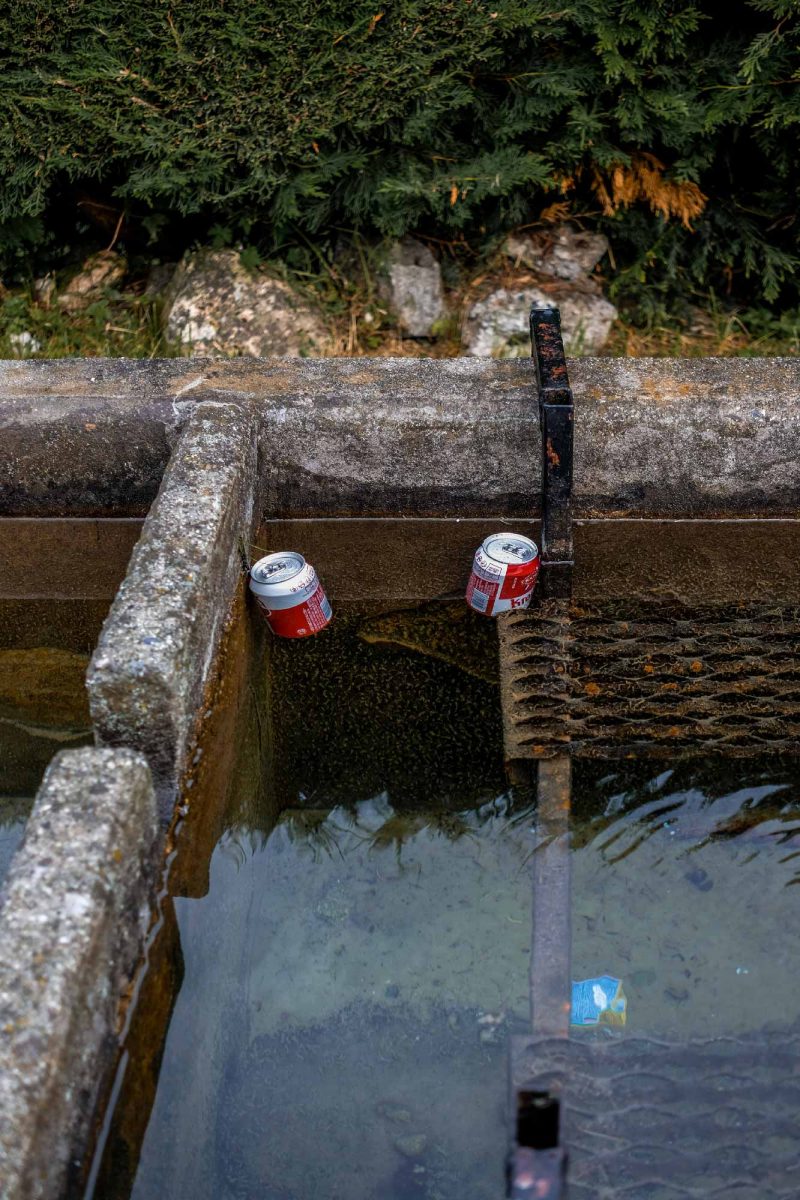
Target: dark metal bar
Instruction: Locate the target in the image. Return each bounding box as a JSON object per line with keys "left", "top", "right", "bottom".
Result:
{"left": 530, "top": 305, "right": 574, "bottom": 597}
{"left": 507, "top": 755, "right": 572, "bottom": 1197}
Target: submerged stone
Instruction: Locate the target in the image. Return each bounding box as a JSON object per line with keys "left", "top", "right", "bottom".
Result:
{"left": 0, "top": 648, "right": 91, "bottom": 729}
{"left": 394, "top": 1132, "right": 429, "bottom": 1159}
{"left": 357, "top": 598, "right": 498, "bottom": 684}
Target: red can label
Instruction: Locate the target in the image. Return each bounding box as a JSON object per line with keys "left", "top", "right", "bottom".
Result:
{"left": 466, "top": 541, "right": 539, "bottom": 616}
{"left": 259, "top": 584, "right": 332, "bottom": 639}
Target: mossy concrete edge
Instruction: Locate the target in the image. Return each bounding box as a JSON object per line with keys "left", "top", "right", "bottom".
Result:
{"left": 86, "top": 400, "right": 257, "bottom": 813}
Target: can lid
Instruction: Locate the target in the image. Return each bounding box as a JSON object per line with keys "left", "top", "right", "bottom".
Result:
{"left": 483, "top": 532, "right": 539, "bottom": 565}
{"left": 250, "top": 552, "right": 306, "bottom": 586}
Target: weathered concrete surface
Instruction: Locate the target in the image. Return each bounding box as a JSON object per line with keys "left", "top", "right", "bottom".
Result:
{"left": 0, "top": 747, "right": 158, "bottom": 1200}
{"left": 87, "top": 401, "right": 256, "bottom": 808}
{"left": 1, "top": 357, "right": 799, "bottom": 517}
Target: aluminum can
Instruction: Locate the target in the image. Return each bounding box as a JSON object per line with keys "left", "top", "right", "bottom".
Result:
{"left": 466, "top": 532, "right": 540, "bottom": 616}
{"left": 249, "top": 551, "right": 332, "bottom": 638}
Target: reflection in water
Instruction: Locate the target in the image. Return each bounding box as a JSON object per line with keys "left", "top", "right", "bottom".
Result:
{"left": 571, "top": 759, "right": 800, "bottom": 1038}
{"left": 0, "top": 602, "right": 100, "bottom": 885}
{"left": 0, "top": 798, "right": 28, "bottom": 882}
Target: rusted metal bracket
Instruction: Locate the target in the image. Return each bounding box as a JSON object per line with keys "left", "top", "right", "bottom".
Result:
{"left": 530, "top": 305, "right": 574, "bottom": 599}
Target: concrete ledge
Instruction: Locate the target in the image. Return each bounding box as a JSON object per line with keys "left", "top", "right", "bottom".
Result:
{"left": 1, "top": 357, "right": 799, "bottom": 517}
{"left": 0, "top": 747, "right": 158, "bottom": 1200}
{"left": 86, "top": 401, "right": 257, "bottom": 808}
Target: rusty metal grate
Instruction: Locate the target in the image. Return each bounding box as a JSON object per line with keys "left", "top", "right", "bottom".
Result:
{"left": 500, "top": 598, "right": 800, "bottom": 759}
{"left": 512, "top": 1030, "right": 800, "bottom": 1200}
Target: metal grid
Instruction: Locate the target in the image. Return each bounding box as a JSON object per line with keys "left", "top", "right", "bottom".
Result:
{"left": 511, "top": 1030, "right": 800, "bottom": 1200}
{"left": 500, "top": 598, "right": 800, "bottom": 760}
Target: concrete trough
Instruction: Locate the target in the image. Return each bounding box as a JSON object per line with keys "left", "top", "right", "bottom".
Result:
{"left": 0, "top": 354, "right": 799, "bottom": 1198}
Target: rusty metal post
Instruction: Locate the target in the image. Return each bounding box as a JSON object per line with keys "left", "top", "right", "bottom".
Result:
{"left": 530, "top": 305, "right": 574, "bottom": 599}
{"left": 507, "top": 755, "right": 571, "bottom": 1197}
{"left": 530, "top": 756, "right": 572, "bottom": 1041}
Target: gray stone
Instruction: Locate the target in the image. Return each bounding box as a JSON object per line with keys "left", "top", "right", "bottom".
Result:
{"left": 463, "top": 285, "right": 617, "bottom": 356}
{"left": 87, "top": 400, "right": 257, "bottom": 809}
{"left": 164, "top": 249, "right": 330, "bottom": 357}
{"left": 505, "top": 224, "right": 609, "bottom": 281}
{"left": 142, "top": 262, "right": 178, "bottom": 298}
{"left": 381, "top": 237, "right": 445, "bottom": 337}
{"left": 2, "top": 356, "right": 800, "bottom": 519}
{"left": 57, "top": 250, "right": 127, "bottom": 313}
{"left": 0, "top": 747, "right": 158, "bottom": 1200}
{"left": 32, "top": 273, "right": 55, "bottom": 308}
{"left": 394, "top": 1133, "right": 429, "bottom": 1159}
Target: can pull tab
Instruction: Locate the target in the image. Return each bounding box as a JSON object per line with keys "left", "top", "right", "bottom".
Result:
{"left": 529, "top": 304, "right": 574, "bottom": 599}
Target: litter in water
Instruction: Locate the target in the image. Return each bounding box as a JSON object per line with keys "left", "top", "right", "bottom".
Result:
{"left": 571, "top": 976, "right": 627, "bottom": 1028}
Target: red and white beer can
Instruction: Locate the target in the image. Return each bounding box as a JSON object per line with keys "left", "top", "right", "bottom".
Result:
{"left": 249, "top": 551, "right": 332, "bottom": 638}
{"left": 466, "top": 532, "right": 540, "bottom": 616}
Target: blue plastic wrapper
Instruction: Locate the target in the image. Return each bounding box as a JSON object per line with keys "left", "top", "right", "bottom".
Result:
{"left": 571, "top": 975, "right": 627, "bottom": 1027}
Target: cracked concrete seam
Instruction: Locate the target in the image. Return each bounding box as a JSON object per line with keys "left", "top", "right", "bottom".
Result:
{"left": 0, "top": 747, "right": 159, "bottom": 1200}
{"left": 86, "top": 400, "right": 258, "bottom": 815}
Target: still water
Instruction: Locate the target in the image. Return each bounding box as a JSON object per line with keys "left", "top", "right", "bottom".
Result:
{"left": 92, "top": 588, "right": 800, "bottom": 1199}
{"left": 0, "top": 516, "right": 140, "bottom": 886}
{"left": 95, "top": 601, "right": 532, "bottom": 1200}
{"left": 571, "top": 758, "right": 800, "bottom": 1038}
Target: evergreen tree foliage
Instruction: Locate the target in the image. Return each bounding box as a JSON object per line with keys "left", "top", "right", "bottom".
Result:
{"left": 1, "top": 0, "right": 799, "bottom": 310}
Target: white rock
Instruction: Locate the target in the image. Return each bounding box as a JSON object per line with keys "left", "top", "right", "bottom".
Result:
{"left": 463, "top": 285, "right": 617, "bottom": 357}
{"left": 164, "top": 249, "right": 329, "bottom": 357}
{"left": 9, "top": 331, "right": 42, "bottom": 355}
{"left": 504, "top": 225, "right": 609, "bottom": 281}
{"left": 57, "top": 250, "right": 126, "bottom": 313}
{"left": 381, "top": 237, "right": 445, "bottom": 337}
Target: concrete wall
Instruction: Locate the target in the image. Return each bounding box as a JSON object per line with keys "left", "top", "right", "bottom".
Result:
{"left": 2, "top": 357, "right": 799, "bottom": 518}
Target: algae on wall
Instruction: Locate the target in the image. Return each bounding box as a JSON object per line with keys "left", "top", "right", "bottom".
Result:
{"left": 261, "top": 600, "right": 505, "bottom": 821}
